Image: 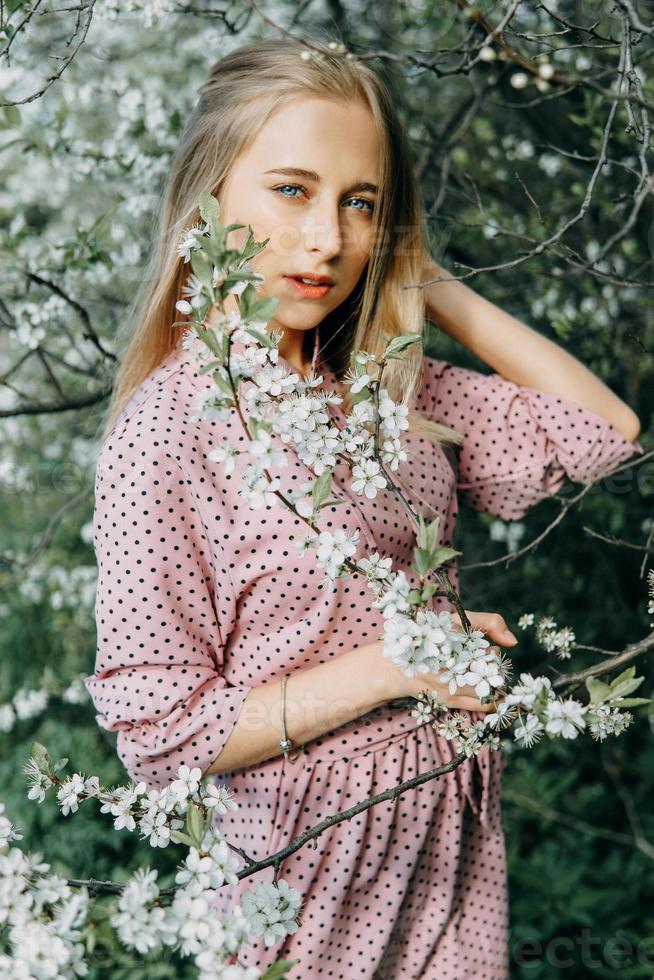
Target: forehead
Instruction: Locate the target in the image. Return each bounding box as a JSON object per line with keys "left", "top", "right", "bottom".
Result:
{"left": 239, "top": 95, "right": 381, "bottom": 181}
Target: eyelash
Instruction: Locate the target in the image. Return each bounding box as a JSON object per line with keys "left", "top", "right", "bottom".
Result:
{"left": 272, "top": 183, "right": 375, "bottom": 214}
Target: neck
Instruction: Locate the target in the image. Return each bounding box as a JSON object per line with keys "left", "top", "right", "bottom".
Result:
{"left": 277, "top": 326, "right": 314, "bottom": 376}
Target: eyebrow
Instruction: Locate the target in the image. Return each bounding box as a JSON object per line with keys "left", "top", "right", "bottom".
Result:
{"left": 263, "top": 166, "right": 378, "bottom": 196}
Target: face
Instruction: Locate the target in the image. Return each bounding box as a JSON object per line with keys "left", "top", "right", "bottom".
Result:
{"left": 217, "top": 95, "right": 381, "bottom": 363}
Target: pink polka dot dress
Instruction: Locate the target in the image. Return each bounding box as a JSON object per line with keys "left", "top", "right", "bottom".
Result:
{"left": 84, "top": 331, "right": 643, "bottom": 978}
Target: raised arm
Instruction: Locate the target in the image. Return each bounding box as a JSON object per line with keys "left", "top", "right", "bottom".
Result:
{"left": 421, "top": 255, "right": 641, "bottom": 444}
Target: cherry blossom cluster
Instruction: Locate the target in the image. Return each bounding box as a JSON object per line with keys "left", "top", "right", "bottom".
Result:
{"left": 0, "top": 674, "right": 88, "bottom": 735}
{"left": 517, "top": 612, "right": 576, "bottom": 659}
{"left": 0, "top": 745, "right": 302, "bottom": 977}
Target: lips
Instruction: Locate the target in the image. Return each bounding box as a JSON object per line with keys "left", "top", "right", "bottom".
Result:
{"left": 283, "top": 276, "right": 334, "bottom": 299}
{"left": 287, "top": 273, "right": 334, "bottom": 285}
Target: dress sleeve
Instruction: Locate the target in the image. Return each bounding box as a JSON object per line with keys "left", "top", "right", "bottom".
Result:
{"left": 83, "top": 451, "right": 251, "bottom": 791}
{"left": 424, "top": 357, "right": 645, "bottom": 521}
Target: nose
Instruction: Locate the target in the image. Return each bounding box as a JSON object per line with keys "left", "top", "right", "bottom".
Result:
{"left": 303, "top": 197, "right": 344, "bottom": 260}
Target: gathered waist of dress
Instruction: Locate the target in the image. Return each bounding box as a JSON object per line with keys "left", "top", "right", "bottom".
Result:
{"left": 284, "top": 698, "right": 429, "bottom": 768}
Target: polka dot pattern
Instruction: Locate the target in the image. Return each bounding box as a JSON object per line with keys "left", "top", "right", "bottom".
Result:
{"left": 84, "top": 337, "right": 642, "bottom": 977}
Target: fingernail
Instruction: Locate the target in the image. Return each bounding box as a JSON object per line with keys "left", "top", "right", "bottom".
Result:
{"left": 504, "top": 630, "right": 518, "bottom": 643}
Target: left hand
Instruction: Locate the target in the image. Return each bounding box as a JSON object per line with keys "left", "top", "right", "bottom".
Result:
{"left": 451, "top": 609, "right": 518, "bottom": 650}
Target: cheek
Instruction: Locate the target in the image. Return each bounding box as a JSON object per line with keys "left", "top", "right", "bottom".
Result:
{"left": 341, "top": 220, "right": 374, "bottom": 260}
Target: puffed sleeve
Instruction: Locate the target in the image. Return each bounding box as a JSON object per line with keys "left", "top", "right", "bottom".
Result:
{"left": 423, "top": 357, "right": 644, "bottom": 521}
{"left": 83, "top": 450, "right": 252, "bottom": 790}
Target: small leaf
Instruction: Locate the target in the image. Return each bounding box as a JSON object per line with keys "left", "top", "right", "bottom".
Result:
{"left": 429, "top": 546, "right": 462, "bottom": 568}
{"left": 586, "top": 677, "right": 611, "bottom": 705}
{"left": 312, "top": 471, "right": 333, "bottom": 509}
{"left": 246, "top": 327, "right": 275, "bottom": 349}
{"left": 186, "top": 801, "right": 207, "bottom": 845}
{"left": 416, "top": 513, "right": 428, "bottom": 549}
{"left": 607, "top": 696, "right": 650, "bottom": 708}
{"left": 248, "top": 296, "right": 280, "bottom": 323}
{"left": 29, "top": 742, "right": 52, "bottom": 772}
{"left": 383, "top": 334, "right": 422, "bottom": 360}
{"left": 170, "top": 830, "right": 196, "bottom": 847}
{"left": 197, "top": 359, "right": 222, "bottom": 375}
{"left": 3, "top": 104, "right": 21, "bottom": 127}
{"left": 198, "top": 191, "right": 222, "bottom": 241}
{"left": 609, "top": 666, "right": 636, "bottom": 687}
{"left": 413, "top": 546, "right": 432, "bottom": 577}
{"left": 609, "top": 672, "right": 645, "bottom": 700}
{"left": 238, "top": 282, "right": 255, "bottom": 318}
{"left": 190, "top": 250, "right": 213, "bottom": 289}
{"left": 425, "top": 517, "right": 441, "bottom": 551}
{"left": 261, "top": 960, "right": 302, "bottom": 979}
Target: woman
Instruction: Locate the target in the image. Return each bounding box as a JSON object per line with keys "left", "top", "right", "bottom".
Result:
{"left": 84, "top": 38, "right": 642, "bottom": 977}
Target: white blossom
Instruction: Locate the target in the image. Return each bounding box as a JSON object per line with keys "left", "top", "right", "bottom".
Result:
{"left": 544, "top": 698, "right": 587, "bottom": 739}
{"left": 208, "top": 440, "right": 240, "bottom": 476}
{"left": 350, "top": 457, "right": 387, "bottom": 499}
{"left": 202, "top": 783, "right": 238, "bottom": 815}
{"left": 240, "top": 880, "right": 302, "bottom": 948}
{"left": 169, "top": 764, "right": 203, "bottom": 803}
{"left": 315, "top": 528, "right": 360, "bottom": 581}
{"left": 513, "top": 713, "right": 545, "bottom": 747}
{"left": 377, "top": 391, "right": 409, "bottom": 438}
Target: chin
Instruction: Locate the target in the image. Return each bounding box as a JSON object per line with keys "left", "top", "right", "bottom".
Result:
{"left": 271, "top": 306, "right": 323, "bottom": 333}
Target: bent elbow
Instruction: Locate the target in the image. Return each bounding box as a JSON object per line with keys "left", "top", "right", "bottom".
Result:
{"left": 615, "top": 407, "right": 642, "bottom": 444}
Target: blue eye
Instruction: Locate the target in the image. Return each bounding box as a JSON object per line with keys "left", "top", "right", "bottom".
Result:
{"left": 348, "top": 197, "right": 375, "bottom": 213}
{"left": 275, "top": 184, "right": 303, "bottom": 199}
{"left": 272, "top": 183, "right": 374, "bottom": 214}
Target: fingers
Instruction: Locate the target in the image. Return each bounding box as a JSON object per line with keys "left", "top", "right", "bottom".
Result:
{"left": 455, "top": 609, "right": 518, "bottom": 647}
{"left": 451, "top": 696, "right": 494, "bottom": 713}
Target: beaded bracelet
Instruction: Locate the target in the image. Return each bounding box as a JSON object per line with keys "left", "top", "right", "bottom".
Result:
{"left": 279, "top": 674, "right": 302, "bottom": 762}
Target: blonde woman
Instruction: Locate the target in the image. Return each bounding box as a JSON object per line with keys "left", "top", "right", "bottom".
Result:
{"left": 84, "top": 38, "right": 642, "bottom": 977}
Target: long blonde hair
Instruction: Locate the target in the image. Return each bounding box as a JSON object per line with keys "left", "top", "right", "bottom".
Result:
{"left": 98, "top": 37, "right": 463, "bottom": 449}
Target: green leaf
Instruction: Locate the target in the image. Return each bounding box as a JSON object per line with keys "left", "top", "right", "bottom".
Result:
{"left": 261, "top": 960, "right": 301, "bottom": 979}
{"left": 29, "top": 742, "right": 52, "bottom": 772}
{"left": 211, "top": 372, "right": 234, "bottom": 397}
{"left": 186, "top": 801, "right": 207, "bottom": 846}
{"left": 3, "top": 104, "right": 21, "bottom": 127}
{"left": 607, "top": 696, "right": 651, "bottom": 708}
{"left": 312, "top": 471, "right": 332, "bottom": 509}
{"left": 586, "top": 677, "right": 611, "bottom": 705}
{"left": 416, "top": 513, "right": 441, "bottom": 551}
{"left": 383, "top": 334, "right": 422, "bottom": 360}
{"left": 170, "top": 830, "right": 196, "bottom": 847}
{"left": 198, "top": 191, "right": 222, "bottom": 241}
{"left": 248, "top": 296, "right": 280, "bottom": 324}
{"left": 608, "top": 666, "right": 636, "bottom": 688}
{"left": 416, "top": 514, "right": 427, "bottom": 549}
{"left": 238, "top": 282, "right": 255, "bottom": 318}
{"left": 413, "top": 546, "right": 432, "bottom": 577}
{"left": 429, "top": 546, "right": 462, "bottom": 568}
{"left": 190, "top": 250, "right": 213, "bottom": 290}
{"left": 197, "top": 359, "right": 222, "bottom": 375}
{"left": 245, "top": 327, "right": 274, "bottom": 349}
{"left": 608, "top": 666, "right": 645, "bottom": 700}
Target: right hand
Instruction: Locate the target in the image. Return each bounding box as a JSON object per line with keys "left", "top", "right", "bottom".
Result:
{"left": 379, "top": 608, "right": 517, "bottom": 714}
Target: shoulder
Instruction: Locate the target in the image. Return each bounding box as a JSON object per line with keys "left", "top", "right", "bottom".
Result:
{"left": 95, "top": 343, "right": 230, "bottom": 486}
{"left": 417, "top": 354, "right": 479, "bottom": 415}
